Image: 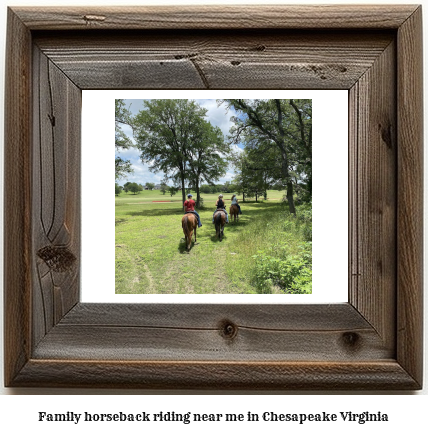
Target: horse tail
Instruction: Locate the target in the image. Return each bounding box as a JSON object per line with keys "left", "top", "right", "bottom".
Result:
{"left": 215, "top": 213, "right": 222, "bottom": 227}
{"left": 182, "top": 215, "right": 190, "bottom": 237}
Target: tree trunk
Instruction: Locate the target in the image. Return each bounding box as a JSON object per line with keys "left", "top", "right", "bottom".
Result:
{"left": 181, "top": 174, "right": 186, "bottom": 204}
{"left": 275, "top": 99, "right": 296, "bottom": 215}
{"left": 286, "top": 181, "right": 296, "bottom": 214}
{"left": 195, "top": 179, "right": 201, "bottom": 208}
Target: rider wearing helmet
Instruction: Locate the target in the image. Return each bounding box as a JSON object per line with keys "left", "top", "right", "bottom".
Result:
{"left": 183, "top": 194, "right": 202, "bottom": 227}
{"left": 212, "top": 194, "right": 229, "bottom": 223}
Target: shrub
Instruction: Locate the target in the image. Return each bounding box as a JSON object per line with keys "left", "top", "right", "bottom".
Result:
{"left": 252, "top": 242, "right": 312, "bottom": 294}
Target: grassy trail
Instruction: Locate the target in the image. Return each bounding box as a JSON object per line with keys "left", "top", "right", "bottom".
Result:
{"left": 115, "top": 190, "right": 310, "bottom": 294}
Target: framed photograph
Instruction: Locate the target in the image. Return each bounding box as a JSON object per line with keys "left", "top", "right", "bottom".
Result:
{"left": 4, "top": 5, "right": 423, "bottom": 389}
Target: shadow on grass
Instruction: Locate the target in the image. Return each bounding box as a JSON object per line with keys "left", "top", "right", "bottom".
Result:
{"left": 177, "top": 236, "right": 201, "bottom": 254}
{"left": 126, "top": 202, "right": 286, "bottom": 219}
{"left": 128, "top": 208, "right": 184, "bottom": 217}
{"left": 177, "top": 238, "right": 188, "bottom": 254}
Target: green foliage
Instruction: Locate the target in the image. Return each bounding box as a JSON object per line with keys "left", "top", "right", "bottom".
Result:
{"left": 133, "top": 99, "right": 230, "bottom": 204}
{"left": 115, "top": 183, "right": 123, "bottom": 196}
{"left": 160, "top": 182, "right": 168, "bottom": 195}
{"left": 128, "top": 182, "right": 141, "bottom": 194}
{"left": 252, "top": 243, "right": 312, "bottom": 294}
{"left": 115, "top": 190, "right": 312, "bottom": 295}
{"left": 251, "top": 205, "right": 312, "bottom": 294}
{"left": 219, "top": 99, "right": 312, "bottom": 213}
{"left": 115, "top": 99, "right": 134, "bottom": 180}
{"left": 168, "top": 186, "right": 179, "bottom": 197}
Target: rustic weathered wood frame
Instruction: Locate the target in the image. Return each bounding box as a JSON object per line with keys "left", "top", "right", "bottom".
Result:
{"left": 4, "top": 5, "right": 423, "bottom": 390}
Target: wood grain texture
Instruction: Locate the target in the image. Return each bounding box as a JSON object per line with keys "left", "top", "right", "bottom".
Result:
{"left": 32, "top": 304, "right": 392, "bottom": 362}
{"left": 3, "top": 5, "right": 423, "bottom": 390}
{"left": 32, "top": 46, "right": 81, "bottom": 348}
{"left": 34, "top": 31, "right": 393, "bottom": 90}
{"left": 12, "top": 361, "right": 419, "bottom": 390}
{"left": 396, "top": 6, "right": 424, "bottom": 387}
{"left": 349, "top": 40, "right": 397, "bottom": 351}
{"left": 3, "top": 8, "right": 32, "bottom": 388}
{"left": 12, "top": 5, "right": 419, "bottom": 30}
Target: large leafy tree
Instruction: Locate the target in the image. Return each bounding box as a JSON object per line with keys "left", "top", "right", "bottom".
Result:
{"left": 133, "top": 99, "right": 228, "bottom": 206}
{"left": 115, "top": 99, "right": 134, "bottom": 180}
{"left": 233, "top": 149, "right": 273, "bottom": 202}
{"left": 184, "top": 120, "right": 229, "bottom": 207}
{"left": 219, "top": 99, "right": 312, "bottom": 214}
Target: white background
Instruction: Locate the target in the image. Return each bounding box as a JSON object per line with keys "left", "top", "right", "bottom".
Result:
{"left": 82, "top": 89, "right": 348, "bottom": 304}
{"left": 0, "top": 0, "right": 427, "bottom": 432}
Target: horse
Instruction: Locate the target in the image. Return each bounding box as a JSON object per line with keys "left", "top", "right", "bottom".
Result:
{"left": 229, "top": 204, "right": 239, "bottom": 223}
{"left": 182, "top": 213, "right": 197, "bottom": 251}
{"left": 214, "top": 210, "right": 226, "bottom": 241}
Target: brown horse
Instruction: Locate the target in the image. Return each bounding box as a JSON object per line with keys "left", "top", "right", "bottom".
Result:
{"left": 214, "top": 210, "right": 226, "bottom": 241}
{"left": 229, "top": 204, "right": 239, "bottom": 223}
{"left": 182, "top": 213, "right": 197, "bottom": 251}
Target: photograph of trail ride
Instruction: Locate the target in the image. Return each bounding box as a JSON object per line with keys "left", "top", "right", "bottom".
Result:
{"left": 115, "top": 98, "right": 312, "bottom": 295}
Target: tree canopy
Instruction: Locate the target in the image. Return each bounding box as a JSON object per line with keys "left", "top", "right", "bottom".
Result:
{"left": 219, "top": 99, "right": 312, "bottom": 213}
{"left": 133, "top": 99, "right": 230, "bottom": 206}
{"left": 115, "top": 99, "right": 134, "bottom": 180}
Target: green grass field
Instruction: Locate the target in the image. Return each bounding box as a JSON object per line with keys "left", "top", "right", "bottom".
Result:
{"left": 115, "top": 189, "right": 311, "bottom": 294}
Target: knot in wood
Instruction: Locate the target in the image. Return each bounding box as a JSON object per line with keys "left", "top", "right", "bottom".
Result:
{"left": 219, "top": 320, "right": 238, "bottom": 340}
{"left": 341, "top": 332, "right": 361, "bottom": 350}
{"left": 37, "top": 245, "right": 76, "bottom": 272}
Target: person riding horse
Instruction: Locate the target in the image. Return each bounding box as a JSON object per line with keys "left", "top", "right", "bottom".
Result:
{"left": 183, "top": 194, "right": 202, "bottom": 227}
{"left": 212, "top": 194, "right": 229, "bottom": 224}
{"left": 231, "top": 194, "right": 242, "bottom": 214}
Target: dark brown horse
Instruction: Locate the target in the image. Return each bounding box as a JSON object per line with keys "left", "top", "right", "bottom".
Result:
{"left": 182, "top": 213, "right": 197, "bottom": 251}
{"left": 229, "top": 204, "right": 239, "bottom": 223}
{"left": 214, "top": 210, "right": 226, "bottom": 241}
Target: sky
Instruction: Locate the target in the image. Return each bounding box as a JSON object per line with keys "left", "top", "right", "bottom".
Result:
{"left": 116, "top": 99, "right": 242, "bottom": 186}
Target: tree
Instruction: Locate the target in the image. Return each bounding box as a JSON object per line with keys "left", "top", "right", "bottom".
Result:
{"left": 232, "top": 151, "right": 269, "bottom": 202}
{"left": 128, "top": 182, "right": 140, "bottom": 195}
{"left": 184, "top": 120, "right": 229, "bottom": 207}
{"left": 160, "top": 182, "right": 168, "bottom": 195}
{"left": 168, "top": 186, "right": 179, "bottom": 197}
{"left": 115, "top": 183, "right": 123, "bottom": 196}
{"left": 145, "top": 182, "right": 155, "bottom": 190}
{"left": 133, "top": 99, "right": 229, "bottom": 207}
{"left": 289, "top": 99, "right": 312, "bottom": 201}
{"left": 133, "top": 100, "right": 204, "bottom": 204}
{"left": 123, "top": 181, "right": 132, "bottom": 194}
{"left": 115, "top": 99, "right": 134, "bottom": 180}
{"left": 200, "top": 184, "right": 214, "bottom": 194}
{"left": 219, "top": 99, "right": 312, "bottom": 214}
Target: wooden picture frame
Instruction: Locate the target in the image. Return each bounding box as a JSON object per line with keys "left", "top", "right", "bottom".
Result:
{"left": 4, "top": 5, "right": 423, "bottom": 390}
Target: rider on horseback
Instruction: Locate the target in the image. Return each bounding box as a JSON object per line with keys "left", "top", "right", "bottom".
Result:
{"left": 231, "top": 194, "right": 242, "bottom": 214}
{"left": 184, "top": 194, "right": 202, "bottom": 227}
{"left": 212, "top": 194, "right": 229, "bottom": 224}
